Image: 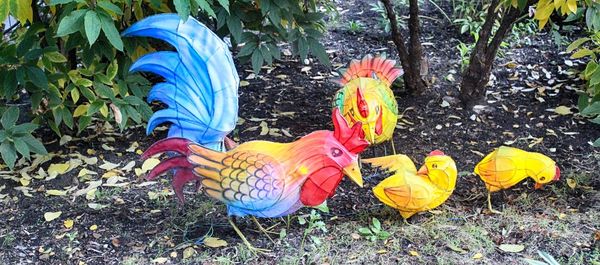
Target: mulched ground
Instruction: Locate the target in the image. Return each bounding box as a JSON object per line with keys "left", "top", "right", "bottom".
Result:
{"left": 1, "top": 0, "right": 599, "bottom": 264}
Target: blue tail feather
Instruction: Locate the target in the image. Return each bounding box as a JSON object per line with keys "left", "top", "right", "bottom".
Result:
{"left": 124, "top": 14, "right": 238, "bottom": 151}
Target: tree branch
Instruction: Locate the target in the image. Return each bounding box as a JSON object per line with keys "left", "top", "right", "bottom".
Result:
{"left": 380, "top": 0, "right": 410, "bottom": 67}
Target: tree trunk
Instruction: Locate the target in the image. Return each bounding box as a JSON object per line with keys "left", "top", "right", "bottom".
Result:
{"left": 459, "top": 1, "right": 532, "bottom": 107}
{"left": 381, "top": 0, "right": 427, "bottom": 95}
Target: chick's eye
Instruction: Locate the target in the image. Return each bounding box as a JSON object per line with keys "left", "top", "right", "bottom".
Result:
{"left": 432, "top": 164, "right": 438, "bottom": 169}
{"left": 331, "top": 147, "right": 343, "bottom": 157}
{"left": 540, "top": 176, "right": 546, "bottom": 181}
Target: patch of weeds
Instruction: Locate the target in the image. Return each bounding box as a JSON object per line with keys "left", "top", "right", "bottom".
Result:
{"left": 347, "top": 20, "right": 364, "bottom": 34}
{"left": 358, "top": 218, "right": 391, "bottom": 242}
{"left": 523, "top": 250, "right": 560, "bottom": 265}
{"left": 94, "top": 187, "right": 123, "bottom": 202}
{"left": 298, "top": 210, "right": 327, "bottom": 254}
{"left": 122, "top": 255, "right": 147, "bottom": 265}
{"left": 1, "top": 232, "right": 16, "bottom": 247}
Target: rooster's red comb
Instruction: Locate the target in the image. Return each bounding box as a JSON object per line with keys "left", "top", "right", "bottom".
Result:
{"left": 332, "top": 109, "right": 369, "bottom": 154}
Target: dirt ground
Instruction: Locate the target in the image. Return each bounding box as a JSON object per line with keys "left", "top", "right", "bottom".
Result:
{"left": 1, "top": 0, "right": 599, "bottom": 264}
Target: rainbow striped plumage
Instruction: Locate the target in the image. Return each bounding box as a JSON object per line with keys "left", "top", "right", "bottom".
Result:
{"left": 123, "top": 14, "right": 239, "bottom": 151}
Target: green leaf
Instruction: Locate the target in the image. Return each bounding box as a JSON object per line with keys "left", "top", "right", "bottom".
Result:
{"left": 174, "top": 0, "right": 191, "bottom": 20}
{"left": 13, "top": 137, "right": 30, "bottom": 160}
{"left": 567, "top": 37, "right": 590, "bottom": 52}
{"left": 95, "top": 82, "right": 115, "bottom": 100}
{"left": 1, "top": 107, "right": 19, "bottom": 129}
{"left": 0, "top": 142, "right": 17, "bottom": 169}
{"left": 50, "top": 0, "right": 74, "bottom": 5}
{"left": 45, "top": 51, "right": 68, "bottom": 63}
{"left": 61, "top": 107, "right": 73, "bottom": 129}
{"left": 23, "top": 135, "right": 47, "bottom": 155}
{"left": 582, "top": 102, "right": 600, "bottom": 116}
{"left": 56, "top": 9, "right": 87, "bottom": 37}
{"left": 297, "top": 37, "right": 308, "bottom": 60}
{"left": 194, "top": 0, "right": 216, "bottom": 18}
{"left": 87, "top": 100, "right": 104, "bottom": 115}
{"left": 26, "top": 66, "right": 48, "bottom": 89}
{"left": 593, "top": 137, "right": 600, "bottom": 147}
{"left": 372, "top": 218, "right": 381, "bottom": 230}
{"left": 9, "top": 0, "right": 32, "bottom": 24}
{"left": 250, "top": 48, "right": 263, "bottom": 73}
{"left": 216, "top": 0, "right": 229, "bottom": 13}
{"left": 227, "top": 15, "right": 242, "bottom": 42}
{"left": 84, "top": 10, "right": 102, "bottom": 46}
{"left": 571, "top": 48, "right": 594, "bottom": 59}
{"left": 0, "top": 0, "right": 9, "bottom": 23}
{"left": 77, "top": 116, "right": 92, "bottom": 134}
{"left": 99, "top": 12, "right": 123, "bottom": 51}
{"left": 308, "top": 38, "right": 330, "bottom": 66}
{"left": 358, "top": 227, "right": 372, "bottom": 235}
{"left": 106, "top": 59, "right": 118, "bottom": 80}
{"left": 97, "top": 0, "right": 123, "bottom": 15}
{"left": 12, "top": 123, "right": 37, "bottom": 135}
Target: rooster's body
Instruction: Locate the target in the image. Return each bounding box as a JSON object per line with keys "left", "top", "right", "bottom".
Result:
{"left": 143, "top": 110, "right": 367, "bottom": 218}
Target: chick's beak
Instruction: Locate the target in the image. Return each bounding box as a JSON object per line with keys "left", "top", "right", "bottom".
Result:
{"left": 534, "top": 182, "right": 543, "bottom": 190}
{"left": 343, "top": 162, "right": 363, "bottom": 187}
{"left": 417, "top": 165, "right": 428, "bottom": 175}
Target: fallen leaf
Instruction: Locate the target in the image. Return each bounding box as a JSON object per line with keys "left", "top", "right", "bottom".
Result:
{"left": 88, "top": 203, "right": 108, "bottom": 210}
{"left": 183, "top": 247, "right": 196, "bottom": 259}
{"left": 64, "top": 219, "right": 74, "bottom": 229}
{"left": 99, "top": 161, "right": 120, "bottom": 170}
{"left": 89, "top": 224, "right": 98, "bottom": 231}
{"left": 351, "top": 233, "right": 360, "bottom": 240}
{"left": 151, "top": 257, "right": 168, "bottom": 264}
{"left": 121, "top": 161, "right": 135, "bottom": 171}
{"left": 44, "top": 211, "right": 62, "bottom": 222}
{"left": 48, "top": 163, "right": 70, "bottom": 176}
{"left": 499, "top": 244, "right": 525, "bottom": 253}
{"left": 409, "top": 250, "right": 419, "bottom": 256}
{"left": 259, "top": 121, "right": 269, "bottom": 136}
{"left": 46, "top": 190, "right": 67, "bottom": 196}
{"left": 567, "top": 178, "right": 577, "bottom": 189}
{"left": 554, "top": 106, "right": 572, "bottom": 115}
{"left": 472, "top": 253, "right": 483, "bottom": 259}
{"left": 142, "top": 158, "right": 160, "bottom": 173}
{"left": 203, "top": 237, "right": 227, "bottom": 248}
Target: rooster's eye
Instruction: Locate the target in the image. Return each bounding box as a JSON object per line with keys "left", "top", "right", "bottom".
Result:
{"left": 331, "top": 147, "right": 342, "bottom": 157}
{"left": 375, "top": 105, "right": 380, "bottom": 113}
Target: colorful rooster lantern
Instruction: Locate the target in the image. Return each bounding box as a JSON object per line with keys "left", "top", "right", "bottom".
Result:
{"left": 142, "top": 109, "right": 368, "bottom": 251}
{"left": 127, "top": 14, "right": 371, "bottom": 252}
{"left": 334, "top": 55, "right": 402, "bottom": 145}
{"left": 365, "top": 150, "right": 457, "bottom": 221}
{"left": 474, "top": 146, "right": 560, "bottom": 213}
{"left": 123, "top": 14, "right": 239, "bottom": 152}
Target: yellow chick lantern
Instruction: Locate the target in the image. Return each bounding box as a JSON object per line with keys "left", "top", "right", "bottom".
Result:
{"left": 474, "top": 146, "right": 560, "bottom": 213}
{"left": 365, "top": 150, "right": 457, "bottom": 221}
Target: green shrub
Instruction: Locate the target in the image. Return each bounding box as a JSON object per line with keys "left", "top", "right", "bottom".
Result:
{"left": 565, "top": 2, "right": 600, "bottom": 146}
{"left": 0, "top": 107, "right": 47, "bottom": 169}
{"left": 0, "top": 0, "right": 332, "bottom": 168}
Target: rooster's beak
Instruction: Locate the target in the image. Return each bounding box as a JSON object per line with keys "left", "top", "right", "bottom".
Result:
{"left": 343, "top": 162, "right": 363, "bottom": 187}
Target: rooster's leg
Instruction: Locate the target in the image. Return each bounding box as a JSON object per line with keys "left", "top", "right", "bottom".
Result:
{"left": 391, "top": 137, "right": 397, "bottom": 155}
{"left": 251, "top": 217, "right": 279, "bottom": 242}
{"left": 487, "top": 192, "right": 502, "bottom": 214}
{"left": 228, "top": 217, "right": 271, "bottom": 254}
